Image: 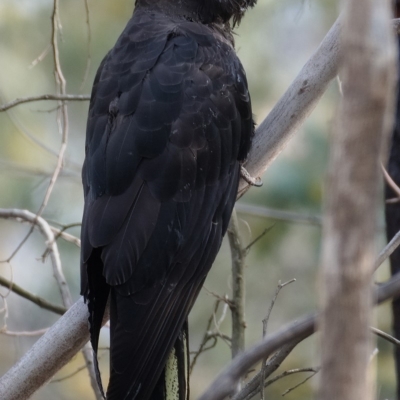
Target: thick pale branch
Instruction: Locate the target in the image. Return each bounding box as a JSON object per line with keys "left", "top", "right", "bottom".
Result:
{"left": 0, "top": 299, "right": 108, "bottom": 400}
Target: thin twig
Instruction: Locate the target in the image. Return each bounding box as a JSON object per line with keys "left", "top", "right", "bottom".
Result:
{"left": 233, "top": 339, "right": 305, "bottom": 400}
{"left": 227, "top": 209, "right": 247, "bottom": 368}
{"left": 374, "top": 228, "right": 400, "bottom": 271}
{"left": 235, "top": 203, "right": 322, "bottom": 226}
{"left": 80, "top": 0, "right": 92, "bottom": 90}
{"left": 0, "top": 209, "right": 72, "bottom": 305}
{"left": 0, "top": 275, "right": 66, "bottom": 315}
{"left": 382, "top": 162, "right": 400, "bottom": 199}
{"left": 0, "top": 94, "right": 90, "bottom": 112}
{"left": 281, "top": 368, "right": 319, "bottom": 396}
{"left": 29, "top": 44, "right": 52, "bottom": 69}
{"left": 245, "top": 226, "right": 273, "bottom": 253}
{"left": 0, "top": 328, "right": 49, "bottom": 337}
{"left": 371, "top": 326, "right": 400, "bottom": 347}
{"left": 190, "top": 301, "right": 220, "bottom": 374}
{"left": 260, "top": 279, "right": 296, "bottom": 400}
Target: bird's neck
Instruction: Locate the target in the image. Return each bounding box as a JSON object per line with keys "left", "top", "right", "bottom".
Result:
{"left": 134, "top": 0, "right": 242, "bottom": 25}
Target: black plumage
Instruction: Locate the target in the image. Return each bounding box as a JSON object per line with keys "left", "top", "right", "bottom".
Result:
{"left": 80, "top": 1, "right": 256, "bottom": 399}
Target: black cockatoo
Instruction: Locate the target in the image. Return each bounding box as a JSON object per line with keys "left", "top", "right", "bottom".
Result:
{"left": 80, "top": 1, "right": 256, "bottom": 399}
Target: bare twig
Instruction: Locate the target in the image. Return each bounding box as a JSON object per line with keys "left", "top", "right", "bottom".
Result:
{"left": 262, "top": 279, "right": 296, "bottom": 337}
{"left": 382, "top": 163, "right": 400, "bottom": 199}
{"left": 0, "top": 275, "right": 66, "bottom": 315}
{"left": 281, "top": 368, "right": 319, "bottom": 396}
{"left": 190, "top": 301, "right": 220, "bottom": 374}
{"left": 371, "top": 326, "right": 400, "bottom": 347}
{"left": 0, "top": 94, "right": 90, "bottom": 112}
{"left": 260, "top": 279, "right": 296, "bottom": 400}
{"left": 228, "top": 209, "right": 247, "bottom": 393}
{"left": 1, "top": 328, "right": 49, "bottom": 337}
{"left": 80, "top": 0, "right": 92, "bottom": 90}
{"left": 228, "top": 210, "right": 247, "bottom": 358}
{"left": 244, "top": 226, "right": 273, "bottom": 253}
{"left": 233, "top": 339, "right": 304, "bottom": 400}
{"left": 235, "top": 203, "right": 322, "bottom": 226}
{"left": 374, "top": 228, "right": 400, "bottom": 271}
{"left": 0, "top": 209, "right": 72, "bottom": 305}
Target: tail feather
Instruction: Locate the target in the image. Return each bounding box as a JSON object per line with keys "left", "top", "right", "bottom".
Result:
{"left": 85, "top": 249, "right": 110, "bottom": 397}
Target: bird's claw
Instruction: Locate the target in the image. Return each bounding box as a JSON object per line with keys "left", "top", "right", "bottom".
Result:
{"left": 240, "top": 166, "right": 263, "bottom": 187}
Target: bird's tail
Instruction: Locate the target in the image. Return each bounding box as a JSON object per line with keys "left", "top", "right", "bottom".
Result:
{"left": 151, "top": 322, "right": 190, "bottom": 400}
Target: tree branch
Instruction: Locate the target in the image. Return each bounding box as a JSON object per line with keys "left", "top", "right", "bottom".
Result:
{"left": 0, "top": 94, "right": 90, "bottom": 112}
{"left": 0, "top": 298, "right": 109, "bottom": 400}
{"left": 0, "top": 275, "right": 66, "bottom": 315}
{"left": 227, "top": 209, "right": 247, "bottom": 393}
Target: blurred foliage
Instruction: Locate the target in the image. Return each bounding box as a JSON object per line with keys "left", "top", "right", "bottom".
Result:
{"left": 0, "top": 0, "right": 395, "bottom": 399}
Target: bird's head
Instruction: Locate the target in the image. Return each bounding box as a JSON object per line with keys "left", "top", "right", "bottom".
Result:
{"left": 201, "top": 0, "right": 257, "bottom": 25}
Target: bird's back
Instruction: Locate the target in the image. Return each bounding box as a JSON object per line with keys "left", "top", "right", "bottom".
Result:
{"left": 81, "top": 5, "right": 254, "bottom": 400}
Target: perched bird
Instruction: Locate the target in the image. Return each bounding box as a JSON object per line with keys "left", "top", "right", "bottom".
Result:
{"left": 80, "top": 1, "right": 256, "bottom": 399}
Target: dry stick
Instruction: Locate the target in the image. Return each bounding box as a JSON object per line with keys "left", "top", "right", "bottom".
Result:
{"left": 0, "top": 209, "right": 72, "bottom": 305}
{"left": 232, "top": 339, "right": 306, "bottom": 400}
{"left": 1, "top": 328, "right": 49, "bottom": 337}
{"left": 260, "top": 279, "right": 295, "bottom": 400}
{"left": 190, "top": 300, "right": 221, "bottom": 375}
{"left": 235, "top": 203, "right": 322, "bottom": 226}
{"left": 80, "top": 0, "right": 92, "bottom": 90}
{"left": 382, "top": 163, "right": 400, "bottom": 202}
{"left": 371, "top": 327, "right": 400, "bottom": 347}
{"left": 317, "top": 1, "right": 397, "bottom": 399}
{"left": 0, "top": 94, "right": 90, "bottom": 112}
{"left": 281, "top": 368, "right": 319, "bottom": 396}
{"left": 374, "top": 228, "right": 400, "bottom": 271}
{"left": 227, "top": 209, "right": 247, "bottom": 393}
{"left": 0, "top": 275, "right": 66, "bottom": 315}
{"left": 197, "top": 274, "right": 400, "bottom": 400}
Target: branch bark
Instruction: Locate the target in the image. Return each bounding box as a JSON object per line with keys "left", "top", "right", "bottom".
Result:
{"left": 317, "top": 1, "right": 397, "bottom": 399}
{"left": 0, "top": 298, "right": 109, "bottom": 400}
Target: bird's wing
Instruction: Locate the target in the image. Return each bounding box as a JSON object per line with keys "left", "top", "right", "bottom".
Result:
{"left": 81, "top": 10, "right": 253, "bottom": 400}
